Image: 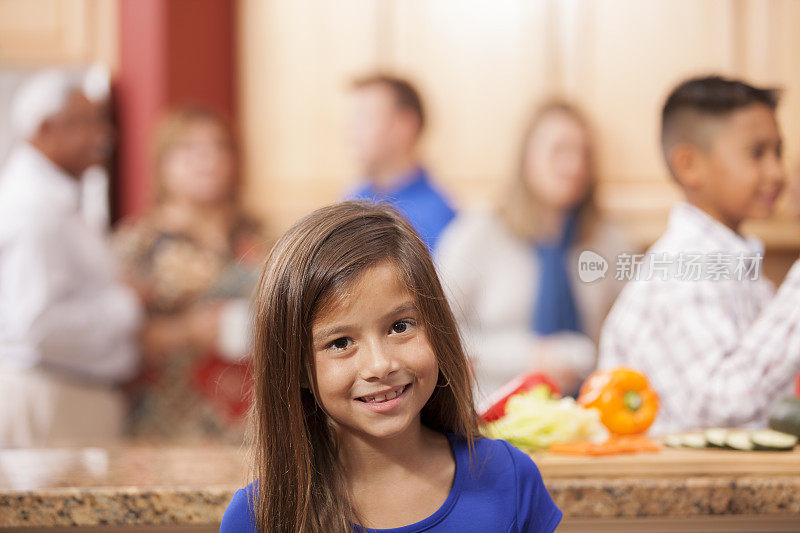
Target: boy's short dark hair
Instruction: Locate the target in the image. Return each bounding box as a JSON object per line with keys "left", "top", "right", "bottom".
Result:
{"left": 661, "top": 75, "right": 779, "bottom": 173}
{"left": 352, "top": 73, "right": 425, "bottom": 133}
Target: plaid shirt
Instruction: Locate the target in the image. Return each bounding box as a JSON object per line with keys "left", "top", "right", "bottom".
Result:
{"left": 599, "top": 202, "right": 800, "bottom": 434}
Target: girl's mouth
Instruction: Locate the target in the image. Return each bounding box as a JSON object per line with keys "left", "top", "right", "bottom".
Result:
{"left": 355, "top": 384, "right": 411, "bottom": 412}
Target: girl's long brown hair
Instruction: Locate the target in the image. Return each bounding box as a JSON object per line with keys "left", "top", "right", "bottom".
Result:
{"left": 247, "top": 201, "right": 480, "bottom": 532}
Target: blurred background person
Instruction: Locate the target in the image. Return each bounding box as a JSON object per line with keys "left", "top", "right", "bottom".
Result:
{"left": 0, "top": 69, "right": 142, "bottom": 447}
{"left": 599, "top": 76, "right": 797, "bottom": 434}
{"left": 346, "top": 74, "right": 456, "bottom": 251}
{"left": 436, "top": 101, "right": 631, "bottom": 400}
{"left": 114, "top": 106, "right": 265, "bottom": 443}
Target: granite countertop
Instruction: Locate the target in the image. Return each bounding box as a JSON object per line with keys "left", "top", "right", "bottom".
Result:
{"left": 1, "top": 444, "right": 799, "bottom": 528}
{"left": 0, "top": 445, "right": 248, "bottom": 528}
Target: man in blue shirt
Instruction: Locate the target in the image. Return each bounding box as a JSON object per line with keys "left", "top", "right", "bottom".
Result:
{"left": 346, "top": 74, "right": 456, "bottom": 251}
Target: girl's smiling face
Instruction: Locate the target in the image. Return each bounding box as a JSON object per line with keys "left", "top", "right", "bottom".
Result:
{"left": 311, "top": 261, "right": 439, "bottom": 440}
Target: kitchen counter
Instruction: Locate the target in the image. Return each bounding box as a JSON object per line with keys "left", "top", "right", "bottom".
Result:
{"left": 536, "top": 447, "right": 800, "bottom": 532}
{"left": 0, "top": 445, "right": 246, "bottom": 531}
{"left": 1, "top": 444, "right": 799, "bottom": 532}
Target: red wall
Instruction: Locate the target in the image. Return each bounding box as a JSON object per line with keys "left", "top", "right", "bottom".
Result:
{"left": 115, "top": 0, "right": 236, "bottom": 220}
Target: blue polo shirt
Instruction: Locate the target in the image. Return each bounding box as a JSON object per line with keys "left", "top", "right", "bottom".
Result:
{"left": 347, "top": 167, "right": 456, "bottom": 252}
{"left": 220, "top": 432, "right": 562, "bottom": 533}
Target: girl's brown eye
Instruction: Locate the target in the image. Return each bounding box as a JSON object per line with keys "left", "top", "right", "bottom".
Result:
{"left": 330, "top": 337, "right": 351, "bottom": 350}
{"left": 391, "top": 321, "right": 409, "bottom": 334}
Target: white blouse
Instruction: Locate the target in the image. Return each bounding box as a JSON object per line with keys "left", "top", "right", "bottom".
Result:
{"left": 436, "top": 209, "right": 630, "bottom": 402}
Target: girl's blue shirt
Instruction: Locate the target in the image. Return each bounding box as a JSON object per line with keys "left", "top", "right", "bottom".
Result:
{"left": 219, "top": 432, "right": 562, "bottom": 533}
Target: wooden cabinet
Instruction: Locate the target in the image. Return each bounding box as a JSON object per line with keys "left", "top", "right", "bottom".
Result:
{"left": 239, "top": 0, "right": 800, "bottom": 255}
{"left": 238, "top": 0, "right": 382, "bottom": 226}
{"left": 0, "top": 0, "right": 117, "bottom": 69}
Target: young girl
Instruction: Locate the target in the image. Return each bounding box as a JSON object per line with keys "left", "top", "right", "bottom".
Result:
{"left": 220, "top": 202, "right": 561, "bottom": 532}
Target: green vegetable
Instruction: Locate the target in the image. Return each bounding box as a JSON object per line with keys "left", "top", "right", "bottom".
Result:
{"left": 751, "top": 429, "right": 798, "bottom": 451}
{"left": 704, "top": 428, "right": 728, "bottom": 448}
{"left": 665, "top": 429, "right": 798, "bottom": 451}
{"left": 482, "top": 385, "right": 608, "bottom": 451}
{"left": 768, "top": 397, "right": 800, "bottom": 438}
{"left": 680, "top": 433, "right": 707, "bottom": 449}
{"left": 725, "top": 430, "right": 755, "bottom": 451}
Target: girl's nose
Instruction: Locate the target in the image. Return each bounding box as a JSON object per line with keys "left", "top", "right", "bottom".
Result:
{"left": 358, "top": 341, "right": 395, "bottom": 381}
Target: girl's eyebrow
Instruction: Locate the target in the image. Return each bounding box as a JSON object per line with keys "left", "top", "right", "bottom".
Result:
{"left": 313, "top": 302, "right": 418, "bottom": 340}
{"left": 382, "top": 302, "right": 417, "bottom": 321}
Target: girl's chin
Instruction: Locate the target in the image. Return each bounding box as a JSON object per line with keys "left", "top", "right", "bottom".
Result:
{"left": 360, "top": 422, "right": 418, "bottom": 441}
{"left": 328, "top": 413, "right": 418, "bottom": 437}
{"left": 340, "top": 416, "right": 421, "bottom": 441}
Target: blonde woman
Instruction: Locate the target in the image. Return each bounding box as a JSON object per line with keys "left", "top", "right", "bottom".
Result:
{"left": 115, "top": 105, "right": 266, "bottom": 442}
{"left": 436, "top": 102, "right": 632, "bottom": 401}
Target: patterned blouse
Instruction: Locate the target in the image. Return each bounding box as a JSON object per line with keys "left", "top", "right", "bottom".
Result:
{"left": 114, "top": 214, "right": 266, "bottom": 443}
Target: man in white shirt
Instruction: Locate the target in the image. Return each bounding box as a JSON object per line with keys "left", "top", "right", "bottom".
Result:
{"left": 0, "top": 70, "right": 143, "bottom": 447}
{"left": 599, "top": 76, "right": 800, "bottom": 434}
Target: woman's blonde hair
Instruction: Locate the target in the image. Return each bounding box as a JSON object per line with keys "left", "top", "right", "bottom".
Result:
{"left": 150, "top": 104, "right": 238, "bottom": 204}
{"left": 247, "top": 201, "right": 479, "bottom": 532}
{"left": 498, "top": 100, "right": 598, "bottom": 244}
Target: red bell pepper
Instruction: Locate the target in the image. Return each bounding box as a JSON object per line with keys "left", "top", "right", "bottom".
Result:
{"left": 479, "top": 372, "right": 560, "bottom": 423}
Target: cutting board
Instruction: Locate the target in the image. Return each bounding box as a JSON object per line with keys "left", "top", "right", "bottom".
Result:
{"left": 532, "top": 447, "right": 800, "bottom": 479}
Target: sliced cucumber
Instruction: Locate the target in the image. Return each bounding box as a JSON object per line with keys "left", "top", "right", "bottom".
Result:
{"left": 704, "top": 428, "right": 728, "bottom": 448}
{"left": 725, "top": 430, "right": 755, "bottom": 451}
{"left": 664, "top": 434, "right": 683, "bottom": 448}
{"left": 751, "top": 429, "right": 798, "bottom": 451}
{"left": 681, "top": 432, "right": 708, "bottom": 449}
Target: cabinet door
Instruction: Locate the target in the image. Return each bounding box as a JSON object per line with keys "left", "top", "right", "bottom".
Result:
{"left": 388, "top": 0, "right": 554, "bottom": 207}
{"left": 239, "top": 0, "right": 382, "bottom": 229}
{"left": 0, "top": 0, "right": 117, "bottom": 68}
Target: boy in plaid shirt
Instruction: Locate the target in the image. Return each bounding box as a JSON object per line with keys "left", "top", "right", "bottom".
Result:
{"left": 599, "top": 76, "right": 800, "bottom": 434}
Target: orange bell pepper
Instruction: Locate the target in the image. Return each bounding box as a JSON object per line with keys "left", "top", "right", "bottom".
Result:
{"left": 577, "top": 367, "right": 659, "bottom": 435}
